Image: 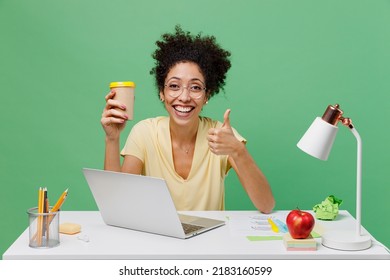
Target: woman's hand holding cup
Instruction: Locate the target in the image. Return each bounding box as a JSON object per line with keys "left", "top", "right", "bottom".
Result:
{"left": 101, "top": 90, "right": 129, "bottom": 140}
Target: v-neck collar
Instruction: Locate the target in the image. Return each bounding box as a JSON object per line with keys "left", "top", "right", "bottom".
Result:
{"left": 159, "top": 117, "right": 208, "bottom": 181}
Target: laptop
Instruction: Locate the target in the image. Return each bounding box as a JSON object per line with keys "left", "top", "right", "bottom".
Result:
{"left": 82, "top": 168, "right": 225, "bottom": 239}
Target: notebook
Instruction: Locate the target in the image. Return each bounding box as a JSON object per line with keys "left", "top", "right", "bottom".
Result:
{"left": 82, "top": 168, "right": 225, "bottom": 239}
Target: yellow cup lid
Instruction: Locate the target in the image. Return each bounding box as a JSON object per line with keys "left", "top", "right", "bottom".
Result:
{"left": 109, "top": 81, "right": 136, "bottom": 88}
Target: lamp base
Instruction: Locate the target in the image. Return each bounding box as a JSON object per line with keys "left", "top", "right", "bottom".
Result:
{"left": 322, "top": 230, "right": 371, "bottom": 251}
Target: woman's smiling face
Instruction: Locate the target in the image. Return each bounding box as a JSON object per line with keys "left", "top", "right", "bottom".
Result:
{"left": 160, "top": 61, "right": 208, "bottom": 127}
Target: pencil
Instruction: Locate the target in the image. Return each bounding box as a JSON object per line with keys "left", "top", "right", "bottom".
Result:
{"left": 37, "top": 187, "right": 43, "bottom": 213}
{"left": 45, "top": 197, "right": 50, "bottom": 242}
{"left": 37, "top": 188, "right": 45, "bottom": 245}
{"left": 46, "top": 188, "right": 69, "bottom": 227}
{"left": 51, "top": 188, "right": 69, "bottom": 213}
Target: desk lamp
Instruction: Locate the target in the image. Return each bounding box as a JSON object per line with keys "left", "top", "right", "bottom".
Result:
{"left": 297, "top": 104, "right": 371, "bottom": 250}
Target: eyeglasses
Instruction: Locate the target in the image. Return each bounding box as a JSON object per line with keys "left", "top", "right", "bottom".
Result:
{"left": 164, "top": 81, "right": 206, "bottom": 100}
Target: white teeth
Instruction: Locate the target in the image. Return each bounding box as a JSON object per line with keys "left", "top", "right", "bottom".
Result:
{"left": 175, "top": 106, "right": 192, "bottom": 113}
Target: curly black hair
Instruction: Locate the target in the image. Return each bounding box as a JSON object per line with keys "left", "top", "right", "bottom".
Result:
{"left": 150, "top": 25, "right": 231, "bottom": 99}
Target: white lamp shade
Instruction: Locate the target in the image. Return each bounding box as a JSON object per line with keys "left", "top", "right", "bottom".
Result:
{"left": 297, "top": 117, "right": 338, "bottom": 161}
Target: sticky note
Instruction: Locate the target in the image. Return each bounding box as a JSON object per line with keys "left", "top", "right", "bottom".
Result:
{"left": 59, "top": 223, "right": 81, "bottom": 235}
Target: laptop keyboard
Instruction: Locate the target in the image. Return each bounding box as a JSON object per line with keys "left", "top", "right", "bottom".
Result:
{"left": 181, "top": 223, "right": 205, "bottom": 235}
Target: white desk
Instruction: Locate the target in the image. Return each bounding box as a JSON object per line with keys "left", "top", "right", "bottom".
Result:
{"left": 3, "top": 210, "right": 389, "bottom": 260}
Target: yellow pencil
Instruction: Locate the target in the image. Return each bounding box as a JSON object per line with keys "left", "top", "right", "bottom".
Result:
{"left": 37, "top": 188, "right": 45, "bottom": 245}
{"left": 37, "top": 187, "right": 43, "bottom": 213}
{"left": 51, "top": 188, "right": 69, "bottom": 213}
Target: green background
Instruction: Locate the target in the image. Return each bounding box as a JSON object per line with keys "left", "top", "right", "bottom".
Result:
{"left": 1, "top": 0, "right": 389, "bottom": 257}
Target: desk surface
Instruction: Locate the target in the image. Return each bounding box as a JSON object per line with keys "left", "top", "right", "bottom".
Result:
{"left": 3, "top": 210, "right": 389, "bottom": 260}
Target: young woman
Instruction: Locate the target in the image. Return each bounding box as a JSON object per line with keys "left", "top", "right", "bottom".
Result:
{"left": 101, "top": 26, "right": 275, "bottom": 213}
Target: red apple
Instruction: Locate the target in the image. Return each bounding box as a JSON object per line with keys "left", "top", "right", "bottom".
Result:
{"left": 286, "top": 209, "right": 315, "bottom": 239}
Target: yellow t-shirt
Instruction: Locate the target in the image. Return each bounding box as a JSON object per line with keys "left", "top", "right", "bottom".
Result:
{"left": 120, "top": 116, "right": 245, "bottom": 211}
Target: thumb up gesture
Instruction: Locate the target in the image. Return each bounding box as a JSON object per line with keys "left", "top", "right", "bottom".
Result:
{"left": 207, "top": 109, "right": 241, "bottom": 155}
{"left": 222, "top": 108, "right": 232, "bottom": 129}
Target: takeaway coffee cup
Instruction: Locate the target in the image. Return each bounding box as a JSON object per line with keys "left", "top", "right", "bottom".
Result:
{"left": 109, "top": 81, "right": 136, "bottom": 120}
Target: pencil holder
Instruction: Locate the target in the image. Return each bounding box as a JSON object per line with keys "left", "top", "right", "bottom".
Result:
{"left": 27, "top": 207, "right": 60, "bottom": 248}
